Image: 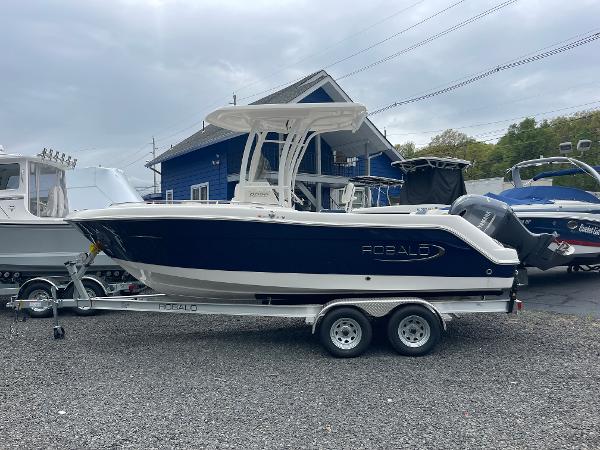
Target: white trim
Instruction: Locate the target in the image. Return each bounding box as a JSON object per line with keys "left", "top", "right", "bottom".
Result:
{"left": 114, "top": 259, "right": 516, "bottom": 299}
{"left": 190, "top": 182, "right": 209, "bottom": 201}
{"left": 227, "top": 171, "right": 351, "bottom": 187}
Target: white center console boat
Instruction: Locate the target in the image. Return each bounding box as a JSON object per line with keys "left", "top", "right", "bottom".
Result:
{"left": 67, "top": 105, "right": 521, "bottom": 300}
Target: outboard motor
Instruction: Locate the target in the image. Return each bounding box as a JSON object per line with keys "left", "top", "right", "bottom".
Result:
{"left": 449, "top": 195, "right": 574, "bottom": 270}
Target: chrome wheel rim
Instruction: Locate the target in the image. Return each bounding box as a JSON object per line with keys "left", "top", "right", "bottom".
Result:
{"left": 330, "top": 318, "right": 362, "bottom": 350}
{"left": 28, "top": 289, "right": 51, "bottom": 312}
{"left": 398, "top": 315, "right": 430, "bottom": 348}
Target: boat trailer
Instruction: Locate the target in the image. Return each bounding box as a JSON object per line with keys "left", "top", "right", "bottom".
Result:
{"left": 7, "top": 247, "right": 523, "bottom": 357}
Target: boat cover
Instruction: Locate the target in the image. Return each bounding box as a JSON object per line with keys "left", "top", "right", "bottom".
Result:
{"left": 487, "top": 186, "right": 600, "bottom": 205}
{"left": 396, "top": 165, "right": 467, "bottom": 205}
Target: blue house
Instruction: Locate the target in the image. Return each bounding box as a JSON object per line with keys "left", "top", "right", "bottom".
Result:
{"left": 147, "top": 70, "right": 404, "bottom": 210}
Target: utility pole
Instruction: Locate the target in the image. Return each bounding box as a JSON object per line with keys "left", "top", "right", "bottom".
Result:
{"left": 152, "top": 136, "right": 157, "bottom": 194}
{"left": 230, "top": 93, "right": 237, "bottom": 106}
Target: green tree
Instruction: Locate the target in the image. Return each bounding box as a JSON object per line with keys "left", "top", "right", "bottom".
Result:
{"left": 395, "top": 141, "right": 416, "bottom": 159}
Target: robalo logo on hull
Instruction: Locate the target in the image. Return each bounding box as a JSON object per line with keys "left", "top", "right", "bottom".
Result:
{"left": 361, "top": 243, "right": 446, "bottom": 262}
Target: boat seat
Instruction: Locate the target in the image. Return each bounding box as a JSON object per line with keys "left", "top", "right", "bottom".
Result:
{"left": 340, "top": 182, "right": 357, "bottom": 212}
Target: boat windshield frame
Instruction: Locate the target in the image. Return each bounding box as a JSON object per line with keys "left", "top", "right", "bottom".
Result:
{"left": 509, "top": 156, "right": 600, "bottom": 188}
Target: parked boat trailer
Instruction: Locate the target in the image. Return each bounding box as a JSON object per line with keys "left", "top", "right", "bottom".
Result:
{"left": 7, "top": 248, "right": 523, "bottom": 357}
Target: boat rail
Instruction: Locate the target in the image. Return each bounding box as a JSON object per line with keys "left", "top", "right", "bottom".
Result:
{"left": 509, "top": 156, "right": 600, "bottom": 188}
{"left": 110, "top": 199, "right": 287, "bottom": 208}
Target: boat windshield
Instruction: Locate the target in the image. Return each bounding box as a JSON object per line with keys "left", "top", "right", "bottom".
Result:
{"left": 28, "top": 162, "right": 69, "bottom": 217}
{"left": 0, "top": 163, "right": 20, "bottom": 190}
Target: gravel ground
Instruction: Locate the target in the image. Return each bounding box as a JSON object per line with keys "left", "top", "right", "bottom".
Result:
{"left": 1, "top": 307, "right": 599, "bottom": 449}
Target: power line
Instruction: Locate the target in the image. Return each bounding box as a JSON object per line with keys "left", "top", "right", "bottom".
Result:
{"left": 120, "top": 149, "right": 153, "bottom": 169}
{"left": 387, "top": 100, "right": 600, "bottom": 137}
{"left": 413, "top": 110, "right": 599, "bottom": 151}
{"left": 336, "top": 0, "right": 517, "bottom": 81}
{"left": 112, "top": 142, "right": 152, "bottom": 168}
{"left": 237, "top": 0, "right": 483, "bottom": 103}
{"left": 369, "top": 31, "right": 600, "bottom": 116}
{"left": 232, "top": 0, "right": 430, "bottom": 95}
{"left": 322, "top": 0, "right": 467, "bottom": 71}
{"left": 149, "top": 0, "right": 431, "bottom": 143}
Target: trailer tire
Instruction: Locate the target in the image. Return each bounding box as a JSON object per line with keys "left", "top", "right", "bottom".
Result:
{"left": 319, "top": 307, "right": 372, "bottom": 358}
{"left": 20, "top": 281, "right": 54, "bottom": 318}
{"left": 63, "top": 280, "right": 105, "bottom": 316}
{"left": 386, "top": 305, "right": 441, "bottom": 356}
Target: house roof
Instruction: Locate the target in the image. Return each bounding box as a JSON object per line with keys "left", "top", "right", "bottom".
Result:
{"left": 147, "top": 70, "right": 399, "bottom": 166}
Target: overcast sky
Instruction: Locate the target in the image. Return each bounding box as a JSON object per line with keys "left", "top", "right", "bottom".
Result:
{"left": 2, "top": 0, "right": 599, "bottom": 190}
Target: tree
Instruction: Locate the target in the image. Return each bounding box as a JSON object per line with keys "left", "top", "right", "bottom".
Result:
{"left": 388, "top": 110, "right": 600, "bottom": 186}
{"left": 395, "top": 142, "right": 416, "bottom": 159}
{"left": 424, "top": 129, "right": 474, "bottom": 159}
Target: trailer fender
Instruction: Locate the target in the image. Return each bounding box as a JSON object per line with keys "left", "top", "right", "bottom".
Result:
{"left": 64, "top": 275, "right": 109, "bottom": 299}
{"left": 17, "top": 277, "right": 62, "bottom": 299}
{"left": 311, "top": 298, "right": 447, "bottom": 334}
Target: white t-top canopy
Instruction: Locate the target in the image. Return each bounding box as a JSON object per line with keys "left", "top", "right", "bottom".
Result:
{"left": 205, "top": 103, "right": 369, "bottom": 208}
{"left": 206, "top": 103, "right": 367, "bottom": 134}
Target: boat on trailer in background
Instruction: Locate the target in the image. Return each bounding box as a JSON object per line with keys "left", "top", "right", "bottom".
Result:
{"left": 0, "top": 147, "right": 143, "bottom": 316}
{"left": 488, "top": 157, "right": 600, "bottom": 271}
{"left": 7, "top": 104, "right": 572, "bottom": 357}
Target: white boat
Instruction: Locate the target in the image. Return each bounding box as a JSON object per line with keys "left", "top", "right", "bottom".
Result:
{"left": 65, "top": 103, "right": 575, "bottom": 301}
{"left": 0, "top": 147, "right": 141, "bottom": 283}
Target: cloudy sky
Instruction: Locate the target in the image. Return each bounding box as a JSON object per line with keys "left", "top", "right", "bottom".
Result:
{"left": 2, "top": 0, "right": 599, "bottom": 190}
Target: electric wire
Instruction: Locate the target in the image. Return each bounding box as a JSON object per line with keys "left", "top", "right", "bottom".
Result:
{"left": 231, "top": 0, "right": 430, "bottom": 95}
{"left": 369, "top": 31, "right": 600, "bottom": 116}
{"left": 149, "top": 0, "right": 431, "bottom": 142}
{"left": 237, "top": 0, "right": 489, "bottom": 102}
{"left": 336, "top": 0, "right": 517, "bottom": 81}
{"left": 387, "top": 100, "right": 600, "bottom": 137}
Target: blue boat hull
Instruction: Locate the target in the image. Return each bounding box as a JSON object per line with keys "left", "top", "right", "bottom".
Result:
{"left": 70, "top": 217, "right": 517, "bottom": 299}
{"left": 520, "top": 216, "right": 600, "bottom": 264}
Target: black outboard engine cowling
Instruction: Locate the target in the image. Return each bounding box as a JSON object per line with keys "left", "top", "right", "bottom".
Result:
{"left": 449, "top": 195, "right": 574, "bottom": 270}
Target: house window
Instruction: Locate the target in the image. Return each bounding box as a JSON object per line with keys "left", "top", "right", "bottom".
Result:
{"left": 165, "top": 189, "right": 174, "bottom": 203}
{"left": 190, "top": 183, "right": 209, "bottom": 201}
{"left": 190, "top": 183, "right": 208, "bottom": 200}
{"left": 331, "top": 186, "right": 366, "bottom": 209}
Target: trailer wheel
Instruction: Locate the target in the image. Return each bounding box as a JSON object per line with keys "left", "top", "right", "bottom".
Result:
{"left": 20, "top": 281, "right": 54, "bottom": 318}
{"left": 64, "top": 281, "right": 105, "bottom": 316}
{"left": 386, "top": 305, "right": 441, "bottom": 356}
{"left": 319, "top": 307, "right": 372, "bottom": 358}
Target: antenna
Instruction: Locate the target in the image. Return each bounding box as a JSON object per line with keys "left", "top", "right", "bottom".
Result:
{"left": 152, "top": 137, "right": 157, "bottom": 194}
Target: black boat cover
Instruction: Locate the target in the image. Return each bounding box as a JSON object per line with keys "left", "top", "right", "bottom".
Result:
{"left": 397, "top": 166, "right": 467, "bottom": 205}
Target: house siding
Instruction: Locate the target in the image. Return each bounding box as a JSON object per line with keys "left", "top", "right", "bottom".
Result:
{"left": 366, "top": 153, "right": 404, "bottom": 205}
{"left": 161, "top": 137, "right": 246, "bottom": 200}
{"left": 299, "top": 87, "right": 333, "bottom": 103}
